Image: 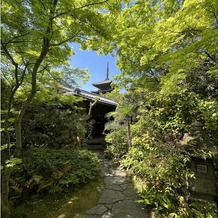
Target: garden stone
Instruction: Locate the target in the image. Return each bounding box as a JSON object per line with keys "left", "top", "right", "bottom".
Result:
{"left": 99, "top": 190, "right": 125, "bottom": 204}
{"left": 85, "top": 205, "right": 108, "bottom": 216}
{"left": 104, "top": 176, "right": 129, "bottom": 186}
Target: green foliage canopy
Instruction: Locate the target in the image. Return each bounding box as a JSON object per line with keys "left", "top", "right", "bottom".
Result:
{"left": 102, "top": 1, "right": 218, "bottom": 216}
{"left": 85, "top": 0, "right": 218, "bottom": 93}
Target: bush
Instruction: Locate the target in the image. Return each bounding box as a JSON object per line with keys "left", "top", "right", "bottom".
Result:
{"left": 106, "top": 90, "right": 217, "bottom": 217}
{"left": 105, "top": 129, "right": 128, "bottom": 159}
{"left": 21, "top": 99, "right": 87, "bottom": 148}
{"left": 121, "top": 138, "right": 192, "bottom": 212}
{"left": 9, "top": 148, "right": 100, "bottom": 197}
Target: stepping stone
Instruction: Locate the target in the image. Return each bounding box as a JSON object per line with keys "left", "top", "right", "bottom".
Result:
{"left": 102, "top": 210, "right": 114, "bottom": 218}
{"left": 99, "top": 190, "right": 125, "bottom": 204}
{"left": 113, "top": 169, "right": 127, "bottom": 177}
{"left": 120, "top": 183, "right": 129, "bottom": 190}
{"left": 104, "top": 176, "right": 129, "bottom": 186}
{"left": 83, "top": 215, "right": 100, "bottom": 218}
{"left": 112, "top": 200, "right": 147, "bottom": 218}
{"left": 82, "top": 151, "right": 150, "bottom": 218}
{"left": 105, "top": 184, "right": 123, "bottom": 191}
{"left": 123, "top": 185, "right": 137, "bottom": 197}
{"left": 113, "top": 209, "right": 147, "bottom": 218}
{"left": 85, "top": 205, "right": 108, "bottom": 216}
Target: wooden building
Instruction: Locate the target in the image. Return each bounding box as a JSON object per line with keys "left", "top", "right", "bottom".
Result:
{"left": 58, "top": 64, "right": 117, "bottom": 137}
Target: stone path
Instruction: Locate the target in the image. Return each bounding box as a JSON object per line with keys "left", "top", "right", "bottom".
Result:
{"left": 83, "top": 152, "right": 149, "bottom": 218}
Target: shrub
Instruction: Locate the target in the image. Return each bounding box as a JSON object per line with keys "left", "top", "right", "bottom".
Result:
{"left": 105, "top": 129, "right": 128, "bottom": 159}
{"left": 106, "top": 90, "right": 217, "bottom": 217}
{"left": 21, "top": 99, "right": 87, "bottom": 148}
{"left": 9, "top": 148, "right": 100, "bottom": 197}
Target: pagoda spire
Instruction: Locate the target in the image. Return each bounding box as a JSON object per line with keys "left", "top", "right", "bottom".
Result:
{"left": 92, "top": 61, "right": 113, "bottom": 94}
{"left": 106, "top": 61, "right": 109, "bottom": 80}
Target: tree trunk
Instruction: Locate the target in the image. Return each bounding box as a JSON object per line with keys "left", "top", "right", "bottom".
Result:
{"left": 127, "top": 117, "right": 132, "bottom": 149}
{"left": 1, "top": 91, "right": 37, "bottom": 218}
{"left": 2, "top": 73, "right": 25, "bottom": 218}
{"left": 88, "top": 97, "right": 99, "bottom": 118}
{"left": 1, "top": 168, "right": 12, "bottom": 218}
{"left": 1, "top": 42, "right": 49, "bottom": 218}
{"left": 1, "top": 2, "right": 56, "bottom": 215}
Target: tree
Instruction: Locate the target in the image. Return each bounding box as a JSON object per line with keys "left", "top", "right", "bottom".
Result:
{"left": 105, "top": 92, "right": 138, "bottom": 149}
{"left": 100, "top": 0, "right": 218, "bottom": 216}
{"left": 1, "top": 0, "right": 121, "bottom": 217}
{"left": 86, "top": 0, "right": 218, "bottom": 93}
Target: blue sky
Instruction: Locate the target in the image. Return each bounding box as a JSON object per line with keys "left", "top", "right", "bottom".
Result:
{"left": 69, "top": 43, "right": 120, "bottom": 92}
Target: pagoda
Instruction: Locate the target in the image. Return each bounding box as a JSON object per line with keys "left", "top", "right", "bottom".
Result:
{"left": 92, "top": 62, "right": 113, "bottom": 94}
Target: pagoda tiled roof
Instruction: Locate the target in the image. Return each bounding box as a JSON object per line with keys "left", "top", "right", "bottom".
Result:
{"left": 92, "top": 79, "right": 112, "bottom": 87}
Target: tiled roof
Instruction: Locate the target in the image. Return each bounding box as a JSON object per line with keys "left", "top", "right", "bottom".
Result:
{"left": 62, "top": 87, "right": 117, "bottom": 106}
{"left": 92, "top": 79, "right": 112, "bottom": 86}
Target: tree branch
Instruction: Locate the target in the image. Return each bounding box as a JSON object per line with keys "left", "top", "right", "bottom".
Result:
{"left": 205, "top": 51, "right": 218, "bottom": 64}
{"left": 77, "top": 0, "right": 109, "bottom": 9}
{"left": 88, "top": 97, "right": 99, "bottom": 117}
{"left": 2, "top": 32, "right": 31, "bottom": 45}
{"left": 1, "top": 40, "right": 18, "bottom": 67}
{"left": 201, "top": 4, "right": 218, "bottom": 25}
{"left": 50, "top": 31, "right": 81, "bottom": 46}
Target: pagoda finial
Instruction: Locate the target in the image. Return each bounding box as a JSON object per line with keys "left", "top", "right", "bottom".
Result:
{"left": 106, "top": 61, "right": 109, "bottom": 80}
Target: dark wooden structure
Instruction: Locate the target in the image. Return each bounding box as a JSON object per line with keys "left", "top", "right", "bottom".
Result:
{"left": 58, "top": 65, "right": 117, "bottom": 136}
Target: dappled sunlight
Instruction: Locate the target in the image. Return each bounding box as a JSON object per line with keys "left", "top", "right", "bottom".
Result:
{"left": 67, "top": 197, "right": 78, "bottom": 205}
{"left": 52, "top": 177, "right": 103, "bottom": 218}
{"left": 10, "top": 177, "right": 103, "bottom": 218}
{"left": 58, "top": 214, "right": 67, "bottom": 218}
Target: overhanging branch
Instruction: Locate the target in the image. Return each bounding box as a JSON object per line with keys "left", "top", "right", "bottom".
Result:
{"left": 205, "top": 51, "right": 218, "bottom": 64}
{"left": 1, "top": 40, "right": 18, "bottom": 67}
{"left": 50, "top": 31, "right": 81, "bottom": 46}
{"left": 77, "top": 0, "right": 109, "bottom": 9}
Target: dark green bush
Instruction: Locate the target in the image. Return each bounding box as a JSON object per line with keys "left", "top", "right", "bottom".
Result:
{"left": 9, "top": 148, "right": 99, "bottom": 197}
{"left": 21, "top": 99, "right": 87, "bottom": 148}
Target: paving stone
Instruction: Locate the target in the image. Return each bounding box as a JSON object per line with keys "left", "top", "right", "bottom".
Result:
{"left": 82, "top": 151, "right": 150, "bottom": 218}
{"left": 99, "top": 190, "right": 125, "bottom": 204}
{"left": 120, "top": 183, "right": 129, "bottom": 190}
{"left": 113, "top": 209, "right": 147, "bottom": 218}
{"left": 105, "top": 204, "right": 113, "bottom": 210}
{"left": 83, "top": 215, "right": 100, "bottom": 218}
{"left": 123, "top": 185, "right": 137, "bottom": 197}
{"left": 113, "top": 169, "right": 127, "bottom": 177}
{"left": 85, "top": 205, "right": 108, "bottom": 216}
{"left": 112, "top": 200, "right": 147, "bottom": 218}
{"left": 102, "top": 210, "right": 114, "bottom": 218}
{"left": 104, "top": 176, "right": 129, "bottom": 186}
{"left": 105, "top": 184, "right": 123, "bottom": 191}
{"left": 112, "top": 200, "right": 145, "bottom": 211}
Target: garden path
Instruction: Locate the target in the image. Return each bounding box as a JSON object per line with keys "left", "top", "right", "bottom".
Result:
{"left": 83, "top": 143, "right": 150, "bottom": 218}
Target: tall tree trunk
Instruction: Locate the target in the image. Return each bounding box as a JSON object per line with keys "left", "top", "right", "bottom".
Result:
{"left": 1, "top": 88, "right": 22, "bottom": 218}
{"left": 86, "top": 98, "right": 99, "bottom": 138}
{"left": 1, "top": 1, "right": 57, "bottom": 215}
{"left": 1, "top": 87, "right": 37, "bottom": 218}
{"left": 127, "top": 116, "right": 132, "bottom": 149}
{"left": 1, "top": 38, "right": 50, "bottom": 218}
{"left": 1, "top": 168, "right": 12, "bottom": 218}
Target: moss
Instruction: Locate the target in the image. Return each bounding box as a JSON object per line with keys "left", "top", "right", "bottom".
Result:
{"left": 11, "top": 176, "right": 104, "bottom": 218}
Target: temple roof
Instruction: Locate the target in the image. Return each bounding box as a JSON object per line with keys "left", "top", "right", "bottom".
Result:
{"left": 60, "top": 86, "right": 117, "bottom": 106}
{"left": 92, "top": 79, "right": 112, "bottom": 86}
